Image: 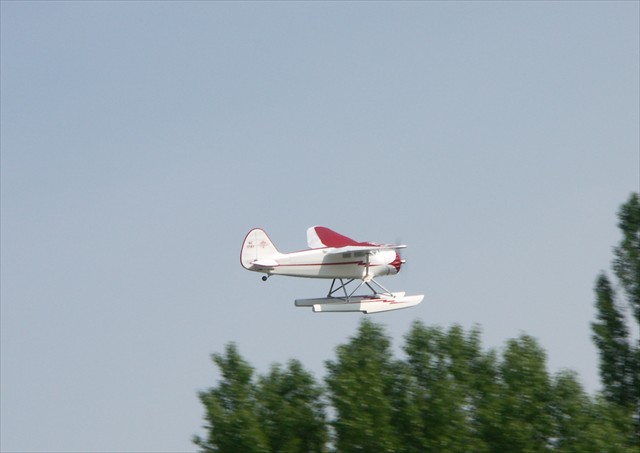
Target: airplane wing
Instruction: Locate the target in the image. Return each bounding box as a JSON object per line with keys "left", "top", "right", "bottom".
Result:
{"left": 307, "top": 226, "right": 405, "bottom": 251}
{"left": 322, "top": 245, "right": 406, "bottom": 257}
{"left": 307, "top": 226, "right": 377, "bottom": 249}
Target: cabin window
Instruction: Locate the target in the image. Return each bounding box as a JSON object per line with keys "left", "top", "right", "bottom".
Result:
{"left": 354, "top": 251, "right": 366, "bottom": 258}
{"left": 342, "top": 252, "right": 352, "bottom": 258}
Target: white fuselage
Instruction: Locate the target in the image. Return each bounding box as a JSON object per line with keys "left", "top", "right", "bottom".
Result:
{"left": 253, "top": 248, "right": 401, "bottom": 280}
{"left": 239, "top": 227, "right": 403, "bottom": 281}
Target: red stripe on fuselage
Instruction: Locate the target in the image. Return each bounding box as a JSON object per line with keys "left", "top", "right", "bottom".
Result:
{"left": 275, "top": 261, "right": 386, "bottom": 267}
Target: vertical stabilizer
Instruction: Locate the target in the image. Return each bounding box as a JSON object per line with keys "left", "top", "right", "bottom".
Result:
{"left": 240, "top": 228, "right": 280, "bottom": 269}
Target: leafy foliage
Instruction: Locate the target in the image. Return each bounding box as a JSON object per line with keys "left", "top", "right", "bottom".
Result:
{"left": 403, "top": 322, "right": 491, "bottom": 452}
{"left": 194, "top": 343, "right": 268, "bottom": 453}
{"left": 195, "top": 345, "right": 326, "bottom": 453}
{"left": 196, "top": 322, "right": 637, "bottom": 452}
{"left": 592, "top": 275, "right": 633, "bottom": 407}
{"left": 592, "top": 192, "right": 640, "bottom": 445}
{"left": 613, "top": 193, "right": 640, "bottom": 325}
{"left": 325, "top": 319, "right": 399, "bottom": 452}
{"left": 256, "top": 360, "right": 327, "bottom": 453}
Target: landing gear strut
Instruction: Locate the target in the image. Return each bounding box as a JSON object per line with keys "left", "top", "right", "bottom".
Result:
{"left": 327, "top": 278, "right": 394, "bottom": 302}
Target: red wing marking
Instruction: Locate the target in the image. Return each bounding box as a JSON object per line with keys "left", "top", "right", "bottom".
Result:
{"left": 313, "top": 226, "right": 376, "bottom": 248}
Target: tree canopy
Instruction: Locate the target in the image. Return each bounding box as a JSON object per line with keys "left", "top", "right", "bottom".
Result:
{"left": 592, "top": 192, "right": 640, "bottom": 444}
{"left": 196, "top": 319, "right": 637, "bottom": 452}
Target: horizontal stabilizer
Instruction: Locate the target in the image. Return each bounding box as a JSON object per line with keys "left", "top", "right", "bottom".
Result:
{"left": 251, "top": 259, "right": 279, "bottom": 268}
{"left": 295, "top": 293, "right": 423, "bottom": 314}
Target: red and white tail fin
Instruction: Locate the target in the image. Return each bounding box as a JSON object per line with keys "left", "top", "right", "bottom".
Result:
{"left": 240, "top": 228, "right": 281, "bottom": 269}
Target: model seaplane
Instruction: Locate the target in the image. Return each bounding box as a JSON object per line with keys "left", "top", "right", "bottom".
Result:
{"left": 240, "top": 226, "right": 424, "bottom": 313}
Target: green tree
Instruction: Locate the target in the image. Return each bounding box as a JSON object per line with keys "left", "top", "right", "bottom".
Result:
{"left": 588, "top": 396, "right": 639, "bottom": 453}
{"left": 194, "top": 343, "right": 268, "bottom": 453}
{"left": 612, "top": 193, "right": 640, "bottom": 436}
{"left": 550, "top": 370, "right": 596, "bottom": 452}
{"left": 592, "top": 192, "right": 640, "bottom": 444}
{"left": 325, "top": 318, "right": 399, "bottom": 452}
{"left": 613, "top": 193, "right": 640, "bottom": 325}
{"left": 493, "top": 335, "right": 553, "bottom": 453}
{"left": 384, "top": 358, "right": 424, "bottom": 453}
{"left": 591, "top": 275, "right": 633, "bottom": 407}
{"left": 403, "top": 322, "right": 491, "bottom": 452}
{"left": 469, "top": 348, "right": 503, "bottom": 452}
{"left": 256, "top": 359, "right": 327, "bottom": 453}
{"left": 550, "top": 370, "right": 633, "bottom": 453}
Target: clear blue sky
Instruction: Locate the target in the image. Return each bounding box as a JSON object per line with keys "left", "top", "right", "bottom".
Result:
{"left": 2, "top": 2, "right": 638, "bottom": 452}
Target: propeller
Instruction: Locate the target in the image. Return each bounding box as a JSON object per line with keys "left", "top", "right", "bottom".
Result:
{"left": 394, "top": 237, "right": 407, "bottom": 274}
